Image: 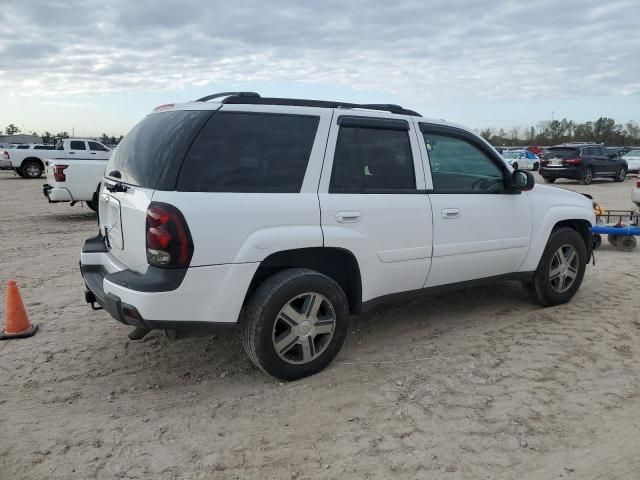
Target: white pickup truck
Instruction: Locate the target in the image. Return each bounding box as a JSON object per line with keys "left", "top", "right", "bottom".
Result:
{"left": 42, "top": 139, "right": 112, "bottom": 211}
{"left": 6, "top": 138, "right": 111, "bottom": 179}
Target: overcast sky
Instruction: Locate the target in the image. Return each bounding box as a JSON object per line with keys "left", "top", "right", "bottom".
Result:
{"left": 1, "top": 0, "right": 639, "bottom": 136}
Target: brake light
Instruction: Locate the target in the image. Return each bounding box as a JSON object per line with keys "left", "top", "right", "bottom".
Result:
{"left": 541, "top": 159, "right": 549, "bottom": 166}
{"left": 564, "top": 158, "right": 581, "bottom": 165}
{"left": 2, "top": 151, "right": 8, "bottom": 160}
{"left": 146, "top": 202, "right": 193, "bottom": 267}
{"left": 53, "top": 165, "right": 68, "bottom": 182}
{"left": 636, "top": 181, "right": 640, "bottom": 188}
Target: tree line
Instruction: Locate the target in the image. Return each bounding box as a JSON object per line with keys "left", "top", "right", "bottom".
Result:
{"left": 4, "top": 124, "right": 123, "bottom": 146}
{"left": 479, "top": 117, "right": 640, "bottom": 147}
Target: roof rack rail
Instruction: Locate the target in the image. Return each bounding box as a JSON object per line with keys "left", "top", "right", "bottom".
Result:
{"left": 195, "top": 92, "right": 421, "bottom": 116}
{"left": 195, "top": 91, "right": 260, "bottom": 102}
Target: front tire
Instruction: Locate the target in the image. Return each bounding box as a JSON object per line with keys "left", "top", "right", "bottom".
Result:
{"left": 614, "top": 167, "right": 627, "bottom": 182}
{"left": 242, "top": 268, "right": 349, "bottom": 380}
{"left": 21, "top": 160, "right": 43, "bottom": 179}
{"left": 529, "top": 227, "right": 587, "bottom": 307}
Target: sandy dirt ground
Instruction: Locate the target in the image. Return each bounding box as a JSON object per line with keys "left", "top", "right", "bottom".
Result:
{"left": 1, "top": 170, "right": 639, "bottom": 480}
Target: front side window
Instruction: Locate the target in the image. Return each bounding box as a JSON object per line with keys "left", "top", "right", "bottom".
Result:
{"left": 70, "top": 141, "right": 86, "bottom": 150}
{"left": 88, "top": 141, "right": 109, "bottom": 152}
{"left": 422, "top": 131, "right": 505, "bottom": 193}
{"left": 178, "top": 112, "right": 319, "bottom": 193}
{"left": 330, "top": 126, "right": 415, "bottom": 193}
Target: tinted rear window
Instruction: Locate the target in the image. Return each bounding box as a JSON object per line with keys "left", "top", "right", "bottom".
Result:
{"left": 105, "top": 110, "right": 211, "bottom": 188}
{"left": 177, "top": 112, "right": 319, "bottom": 193}
{"left": 544, "top": 148, "right": 580, "bottom": 159}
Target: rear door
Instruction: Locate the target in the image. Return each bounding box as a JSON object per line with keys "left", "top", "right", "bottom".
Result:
{"left": 67, "top": 140, "right": 88, "bottom": 158}
{"left": 318, "top": 112, "right": 433, "bottom": 302}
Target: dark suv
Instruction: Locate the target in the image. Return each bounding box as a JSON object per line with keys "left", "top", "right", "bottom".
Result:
{"left": 539, "top": 144, "right": 628, "bottom": 185}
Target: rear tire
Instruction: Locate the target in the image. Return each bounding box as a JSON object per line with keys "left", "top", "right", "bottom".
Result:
{"left": 20, "top": 160, "right": 43, "bottom": 179}
{"left": 533, "top": 162, "right": 539, "bottom": 171}
{"left": 580, "top": 167, "right": 593, "bottom": 185}
{"left": 85, "top": 199, "right": 98, "bottom": 212}
{"left": 543, "top": 176, "right": 556, "bottom": 183}
{"left": 242, "top": 268, "right": 349, "bottom": 380}
{"left": 528, "top": 227, "right": 587, "bottom": 307}
{"left": 614, "top": 167, "right": 627, "bottom": 182}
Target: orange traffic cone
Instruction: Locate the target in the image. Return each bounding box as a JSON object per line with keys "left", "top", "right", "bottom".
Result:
{"left": 0, "top": 280, "right": 38, "bottom": 340}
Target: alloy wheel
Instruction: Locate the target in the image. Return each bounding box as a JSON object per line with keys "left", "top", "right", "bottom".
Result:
{"left": 549, "top": 244, "right": 579, "bottom": 293}
{"left": 272, "top": 292, "right": 336, "bottom": 365}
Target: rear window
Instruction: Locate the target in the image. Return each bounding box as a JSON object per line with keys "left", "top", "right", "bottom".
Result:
{"left": 544, "top": 148, "right": 580, "bottom": 159}
{"left": 105, "top": 110, "right": 211, "bottom": 188}
{"left": 177, "top": 112, "right": 319, "bottom": 193}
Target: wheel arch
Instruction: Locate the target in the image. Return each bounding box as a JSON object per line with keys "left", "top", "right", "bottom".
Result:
{"left": 21, "top": 156, "right": 44, "bottom": 169}
{"left": 244, "top": 247, "right": 362, "bottom": 314}
{"left": 519, "top": 206, "right": 595, "bottom": 272}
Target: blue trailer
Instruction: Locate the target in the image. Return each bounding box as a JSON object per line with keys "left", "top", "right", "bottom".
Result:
{"left": 591, "top": 210, "right": 639, "bottom": 251}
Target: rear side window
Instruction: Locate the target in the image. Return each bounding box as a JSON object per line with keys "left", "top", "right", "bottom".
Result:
{"left": 17, "top": 145, "right": 29, "bottom": 149}
{"left": 330, "top": 126, "right": 415, "bottom": 193}
{"left": 177, "top": 112, "right": 319, "bottom": 193}
{"left": 70, "top": 141, "right": 86, "bottom": 150}
{"left": 106, "top": 110, "right": 211, "bottom": 188}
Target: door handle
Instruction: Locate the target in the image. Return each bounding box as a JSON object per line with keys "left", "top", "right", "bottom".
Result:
{"left": 441, "top": 208, "right": 461, "bottom": 219}
{"left": 69, "top": 151, "right": 75, "bottom": 154}
{"left": 336, "top": 211, "right": 361, "bottom": 223}
{"left": 91, "top": 152, "right": 96, "bottom": 155}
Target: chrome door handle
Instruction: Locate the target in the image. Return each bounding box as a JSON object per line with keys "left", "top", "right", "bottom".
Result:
{"left": 441, "top": 208, "right": 461, "bottom": 219}
{"left": 336, "top": 211, "right": 361, "bottom": 223}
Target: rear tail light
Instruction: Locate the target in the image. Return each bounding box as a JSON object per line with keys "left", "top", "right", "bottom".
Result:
{"left": 636, "top": 181, "right": 640, "bottom": 188}
{"left": 541, "top": 159, "right": 549, "bottom": 166}
{"left": 2, "top": 150, "right": 9, "bottom": 160}
{"left": 564, "top": 158, "right": 581, "bottom": 165}
{"left": 53, "top": 165, "right": 68, "bottom": 182}
{"left": 146, "top": 202, "right": 193, "bottom": 268}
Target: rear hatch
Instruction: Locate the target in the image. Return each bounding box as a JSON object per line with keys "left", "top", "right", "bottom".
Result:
{"left": 543, "top": 147, "right": 581, "bottom": 167}
{"left": 99, "top": 107, "right": 213, "bottom": 273}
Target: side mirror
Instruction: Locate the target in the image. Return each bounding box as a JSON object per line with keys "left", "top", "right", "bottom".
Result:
{"left": 511, "top": 170, "right": 534, "bottom": 191}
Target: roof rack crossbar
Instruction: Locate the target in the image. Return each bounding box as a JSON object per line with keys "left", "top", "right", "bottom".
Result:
{"left": 195, "top": 91, "right": 260, "bottom": 102}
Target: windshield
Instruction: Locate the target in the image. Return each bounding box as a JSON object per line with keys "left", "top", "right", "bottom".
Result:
{"left": 105, "top": 110, "right": 212, "bottom": 189}
{"left": 623, "top": 150, "right": 640, "bottom": 157}
{"left": 503, "top": 152, "right": 520, "bottom": 159}
{"left": 544, "top": 147, "right": 580, "bottom": 159}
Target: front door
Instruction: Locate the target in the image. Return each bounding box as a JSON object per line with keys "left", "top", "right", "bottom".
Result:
{"left": 88, "top": 141, "right": 112, "bottom": 160}
{"left": 318, "top": 113, "right": 433, "bottom": 302}
{"left": 417, "top": 123, "right": 532, "bottom": 287}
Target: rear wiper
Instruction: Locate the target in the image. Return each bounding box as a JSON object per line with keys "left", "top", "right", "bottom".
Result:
{"left": 104, "top": 170, "right": 129, "bottom": 192}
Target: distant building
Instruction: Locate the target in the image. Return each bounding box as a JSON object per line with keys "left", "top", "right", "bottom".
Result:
{"left": 0, "top": 134, "right": 42, "bottom": 145}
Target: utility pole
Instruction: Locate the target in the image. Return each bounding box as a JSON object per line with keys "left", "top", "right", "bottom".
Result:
{"left": 551, "top": 111, "right": 555, "bottom": 122}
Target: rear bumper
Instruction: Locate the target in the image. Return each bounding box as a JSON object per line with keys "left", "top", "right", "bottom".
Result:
{"left": 43, "top": 184, "right": 73, "bottom": 202}
{"left": 0, "top": 159, "right": 12, "bottom": 170}
{"left": 80, "top": 234, "right": 258, "bottom": 330}
{"left": 539, "top": 166, "right": 581, "bottom": 179}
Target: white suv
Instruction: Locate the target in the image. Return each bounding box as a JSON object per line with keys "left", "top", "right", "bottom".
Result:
{"left": 80, "top": 92, "right": 595, "bottom": 380}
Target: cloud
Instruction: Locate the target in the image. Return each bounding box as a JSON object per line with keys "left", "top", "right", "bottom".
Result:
{"left": 1, "top": 0, "right": 639, "bottom": 104}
